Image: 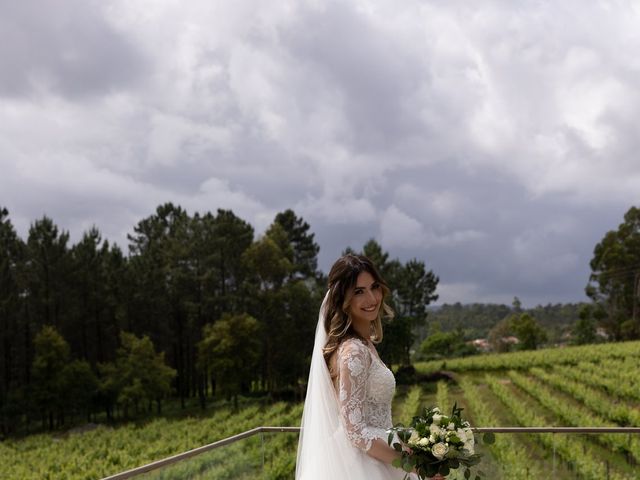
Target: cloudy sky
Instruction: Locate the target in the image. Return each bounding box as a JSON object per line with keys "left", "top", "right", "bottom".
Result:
{"left": 2, "top": 0, "right": 639, "bottom": 307}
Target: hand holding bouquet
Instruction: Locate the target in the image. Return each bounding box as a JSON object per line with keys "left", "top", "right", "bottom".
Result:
{"left": 387, "top": 403, "right": 493, "bottom": 479}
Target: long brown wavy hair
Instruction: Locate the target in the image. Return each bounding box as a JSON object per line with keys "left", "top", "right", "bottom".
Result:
{"left": 322, "top": 254, "right": 394, "bottom": 370}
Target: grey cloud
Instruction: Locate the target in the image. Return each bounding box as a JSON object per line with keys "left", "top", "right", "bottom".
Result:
{"left": 0, "top": 0, "right": 147, "bottom": 98}
{"left": 377, "top": 163, "right": 613, "bottom": 306}
{"left": 280, "top": 2, "right": 430, "bottom": 155}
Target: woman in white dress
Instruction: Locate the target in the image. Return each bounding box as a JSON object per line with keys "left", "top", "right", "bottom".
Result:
{"left": 296, "top": 254, "right": 443, "bottom": 480}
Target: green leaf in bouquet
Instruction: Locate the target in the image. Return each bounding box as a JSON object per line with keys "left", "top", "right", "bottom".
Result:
{"left": 446, "top": 448, "right": 459, "bottom": 459}
{"left": 464, "top": 468, "right": 471, "bottom": 479}
{"left": 402, "top": 458, "right": 414, "bottom": 473}
{"left": 482, "top": 432, "right": 495, "bottom": 445}
{"left": 393, "top": 442, "right": 402, "bottom": 452}
{"left": 466, "top": 454, "right": 482, "bottom": 466}
{"left": 388, "top": 431, "right": 394, "bottom": 445}
{"left": 438, "top": 464, "right": 450, "bottom": 476}
{"left": 392, "top": 458, "right": 402, "bottom": 468}
{"left": 449, "top": 458, "right": 460, "bottom": 469}
{"left": 451, "top": 401, "right": 464, "bottom": 418}
{"left": 425, "top": 463, "right": 439, "bottom": 477}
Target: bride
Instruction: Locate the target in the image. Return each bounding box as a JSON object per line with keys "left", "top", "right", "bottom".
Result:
{"left": 296, "top": 254, "right": 443, "bottom": 480}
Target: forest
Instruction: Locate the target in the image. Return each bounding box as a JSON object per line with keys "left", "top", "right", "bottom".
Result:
{"left": 0, "top": 203, "right": 438, "bottom": 436}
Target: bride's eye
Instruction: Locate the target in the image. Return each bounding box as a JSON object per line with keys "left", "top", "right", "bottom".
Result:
{"left": 371, "top": 283, "right": 380, "bottom": 290}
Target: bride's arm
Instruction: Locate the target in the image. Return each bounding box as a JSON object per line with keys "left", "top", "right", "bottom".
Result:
{"left": 363, "top": 437, "right": 403, "bottom": 463}
{"left": 336, "top": 339, "right": 401, "bottom": 463}
{"left": 366, "top": 440, "right": 444, "bottom": 480}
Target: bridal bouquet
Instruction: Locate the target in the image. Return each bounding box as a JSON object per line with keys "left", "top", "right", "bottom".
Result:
{"left": 387, "top": 403, "right": 492, "bottom": 479}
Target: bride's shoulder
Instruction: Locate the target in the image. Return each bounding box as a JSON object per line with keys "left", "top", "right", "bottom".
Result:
{"left": 337, "top": 336, "right": 371, "bottom": 357}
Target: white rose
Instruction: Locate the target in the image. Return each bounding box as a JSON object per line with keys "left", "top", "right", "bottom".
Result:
{"left": 408, "top": 431, "right": 420, "bottom": 446}
{"left": 462, "top": 429, "right": 475, "bottom": 454}
{"left": 463, "top": 441, "right": 475, "bottom": 455}
{"left": 432, "top": 442, "right": 449, "bottom": 460}
{"left": 447, "top": 422, "right": 455, "bottom": 430}
{"left": 432, "top": 414, "right": 442, "bottom": 425}
{"left": 418, "top": 437, "right": 430, "bottom": 447}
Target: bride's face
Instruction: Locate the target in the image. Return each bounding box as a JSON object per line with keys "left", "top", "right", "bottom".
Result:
{"left": 348, "top": 271, "right": 383, "bottom": 327}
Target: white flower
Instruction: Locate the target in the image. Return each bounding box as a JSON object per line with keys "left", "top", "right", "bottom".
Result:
{"left": 463, "top": 441, "right": 475, "bottom": 455}
{"left": 408, "top": 431, "right": 420, "bottom": 446}
{"left": 418, "top": 437, "right": 430, "bottom": 447}
{"left": 432, "top": 442, "right": 449, "bottom": 460}
{"left": 463, "top": 438, "right": 475, "bottom": 454}
{"left": 432, "top": 414, "right": 442, "bottom": 425}
{"left": 461, "top": 429, "right": 475, "bottom": 454}
{"left": 447, "top": 422, "right": 455, "bottom": 430}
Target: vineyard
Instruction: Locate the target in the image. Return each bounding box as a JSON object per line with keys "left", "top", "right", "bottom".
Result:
{"left": 416, "top": 339, "right": 640, "bottom": 480}
{"left": 2, "top": 340, "right": 640, "bottom": 479}
{"left": 0, "top": 402, "right": 303, "bottom": 480}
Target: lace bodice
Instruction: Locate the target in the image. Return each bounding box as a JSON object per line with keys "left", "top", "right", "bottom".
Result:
{"left": 336, "top": 337, "right": 396, "bottom": 452}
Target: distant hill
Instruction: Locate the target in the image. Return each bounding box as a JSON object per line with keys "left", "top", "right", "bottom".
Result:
{"left": 418, "top": 302, "right": 588, "bottom": 344}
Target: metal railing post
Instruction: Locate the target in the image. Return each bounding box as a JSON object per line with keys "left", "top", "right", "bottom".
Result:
{"left": 261, "top": 431, "right": 265, "bottom": 473}
{"left": 551, "top": 432, "right": 556, "bottom": 477}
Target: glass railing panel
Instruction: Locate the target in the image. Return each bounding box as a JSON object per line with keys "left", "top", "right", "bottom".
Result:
{"left": 469, "top": 431, "right": 638, "bottom": 480}
{"left": 260, "top": 431, "right": 299, "bottom": 479}
{"left": 566, "top": 432, "right": 638, "bottom": 479}
{"left": 135, "top": 434, "right": 263, "bottom": 480}
{"left": 105, "top": 428, "right": 640, "bottom": 480}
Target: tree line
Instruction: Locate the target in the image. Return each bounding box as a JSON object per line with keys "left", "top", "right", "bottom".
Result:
{"left": 0, "top": 204, "right": 438, "bottom": 436}
{"left": 431, "top": 300, "right": 592, "bottom": 339}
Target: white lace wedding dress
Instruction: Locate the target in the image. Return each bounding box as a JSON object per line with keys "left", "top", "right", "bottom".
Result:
{"left": 296, "top": 294, "right": 416, "bottom": 480}
{"left": 334, "top": 337, "right": 414, "bottom": 479}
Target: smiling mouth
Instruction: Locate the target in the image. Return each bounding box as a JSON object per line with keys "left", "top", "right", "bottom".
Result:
{"left": 362, "top": 306, "right": 378, "bottom": 312}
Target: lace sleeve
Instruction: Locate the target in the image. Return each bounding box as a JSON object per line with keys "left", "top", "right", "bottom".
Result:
{"left": 337, "top": 338, "right": 376, "bottom": 452}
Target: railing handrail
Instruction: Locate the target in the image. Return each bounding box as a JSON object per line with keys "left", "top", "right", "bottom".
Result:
{"left": 101, "top": 426, "right": 640, "bottom": 480}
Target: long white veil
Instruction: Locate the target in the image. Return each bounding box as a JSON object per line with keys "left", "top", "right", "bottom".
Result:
{"left": 295, "top": 292, "right": 379, "bottom": 479}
